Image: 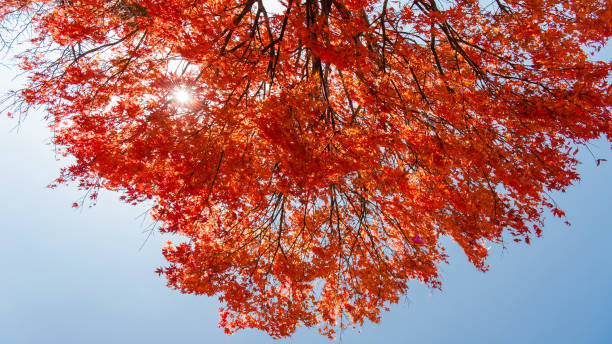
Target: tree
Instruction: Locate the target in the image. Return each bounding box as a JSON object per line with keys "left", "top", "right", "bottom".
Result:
{"left": 1, "top": 0, "right": 610, "bottom": 338}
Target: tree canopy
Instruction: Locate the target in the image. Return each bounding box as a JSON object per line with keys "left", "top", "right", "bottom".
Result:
{"left": 1, "top": 0, "right": 611, "bottom": 338}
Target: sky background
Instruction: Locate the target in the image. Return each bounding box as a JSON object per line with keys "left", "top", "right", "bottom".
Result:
{"left": 1, "top": 36, "right": 611, "bottom": 344}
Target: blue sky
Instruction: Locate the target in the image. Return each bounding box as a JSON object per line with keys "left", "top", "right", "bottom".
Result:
{"left": 1, "top": 50, "right": 611, "bottom": 344}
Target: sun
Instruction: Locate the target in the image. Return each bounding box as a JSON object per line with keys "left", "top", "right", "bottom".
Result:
{"left": 172, "top": 87, "right": 192, "bottom": 104}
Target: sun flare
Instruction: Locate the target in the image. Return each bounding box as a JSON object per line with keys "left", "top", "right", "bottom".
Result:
{"left": 172, "top": 88, "right": 192, "bottom": 104}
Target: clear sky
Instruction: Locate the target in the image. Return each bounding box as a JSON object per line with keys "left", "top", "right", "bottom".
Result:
{"left": 1, "top": 47, "right": 611, "bottom": 344}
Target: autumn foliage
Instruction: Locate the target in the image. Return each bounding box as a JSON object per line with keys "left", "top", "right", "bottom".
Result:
{"left": 1, "top": 0, "right": 611, "bottom": 338}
